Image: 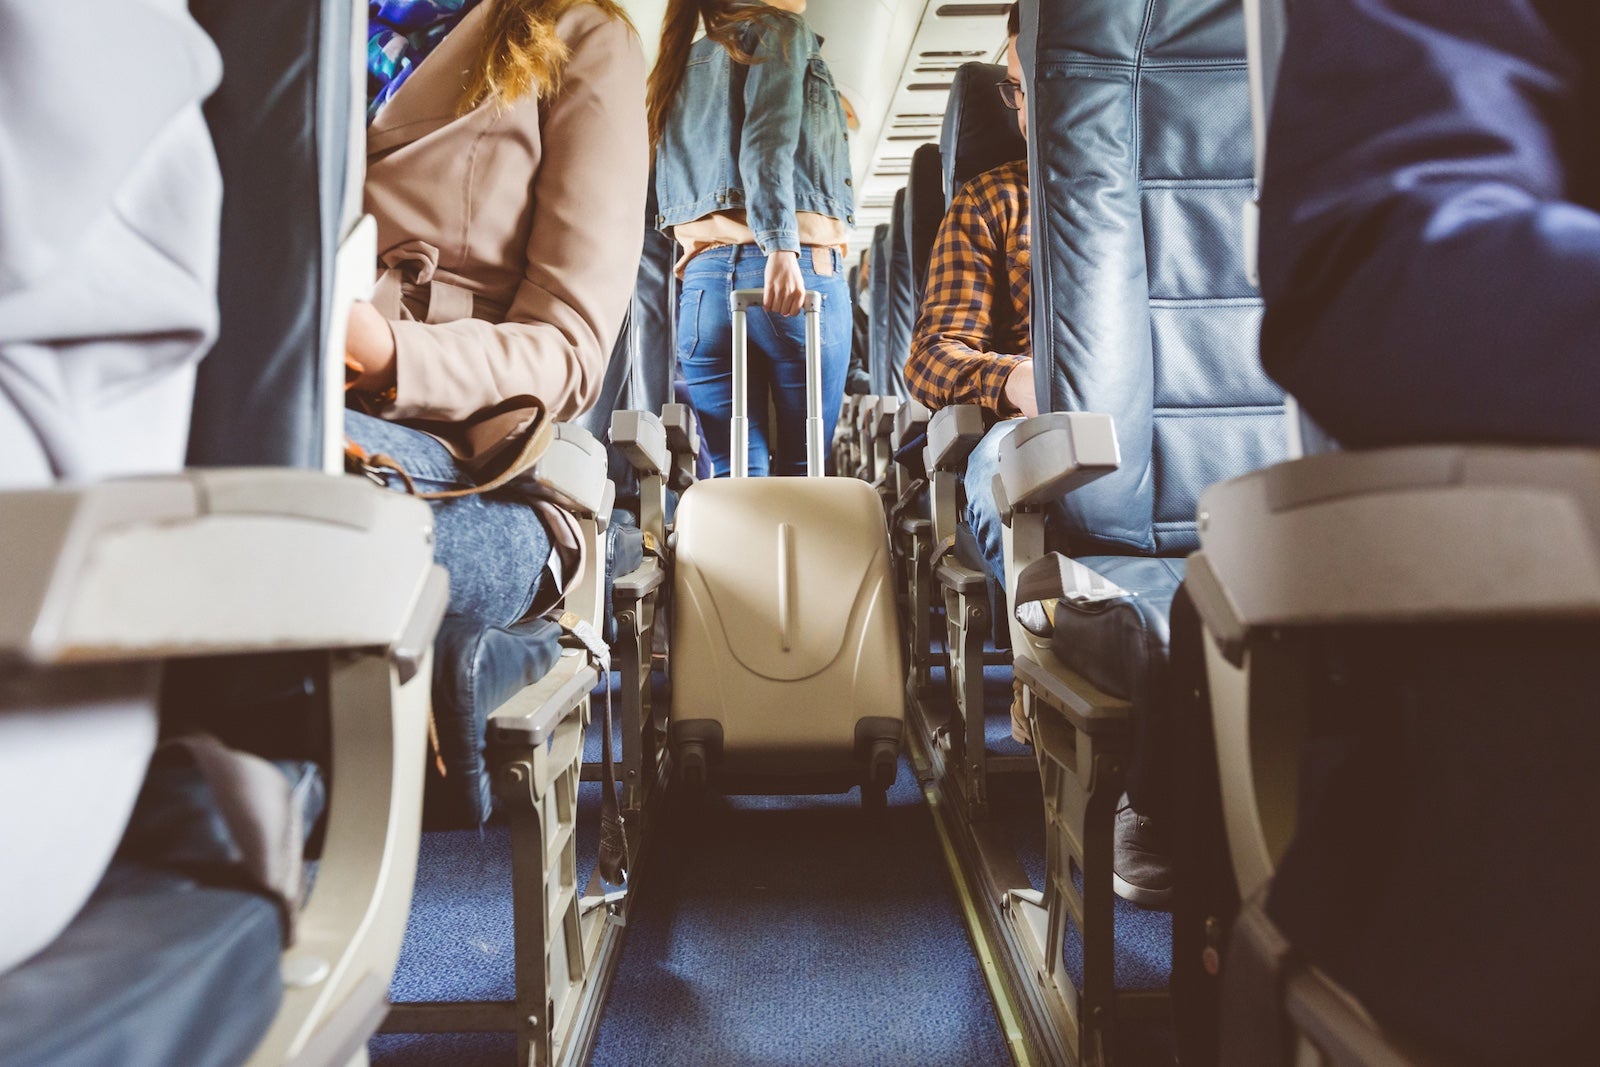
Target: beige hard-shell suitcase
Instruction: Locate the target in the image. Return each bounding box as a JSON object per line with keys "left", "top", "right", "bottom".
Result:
{"left": 670, "top": 289, "right": 905, "bottom": 797}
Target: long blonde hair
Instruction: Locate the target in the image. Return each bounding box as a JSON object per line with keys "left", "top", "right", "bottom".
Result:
{"left": 646, "top": 0, "right": 792, "bottom": 145}
{"left": 463, "top": 0, "right": 634, "bottom": 111}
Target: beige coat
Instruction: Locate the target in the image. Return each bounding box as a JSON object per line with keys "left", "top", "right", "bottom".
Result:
{"left": 365, "top": 1, "right": 648, "bottom": 437}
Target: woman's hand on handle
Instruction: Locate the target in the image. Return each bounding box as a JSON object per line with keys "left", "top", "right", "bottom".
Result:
{"left": 764, "top": 250, "right": 805, "bottom": 316}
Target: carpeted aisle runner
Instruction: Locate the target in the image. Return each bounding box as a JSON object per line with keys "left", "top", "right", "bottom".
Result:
{"left": 588, "top": 761, "right": 1009, "bottom": 1066}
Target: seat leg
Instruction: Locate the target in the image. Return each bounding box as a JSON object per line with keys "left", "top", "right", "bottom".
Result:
{"left": 950, "top": 586, "right": 991, "bottom": 816}
{"left": 615, "top": 596, "right": 656, "bottom": 819}
{"left": 908, "top": 533, "right": 934, "bottom": 695}
{"left": 1019, "top": 682, "right": 1131, "bottom": 1067}
{"left": 501, "top": 747, "right": 554, "bottom": 1067}
{"left": 498, "top": 701, "right": 587, "bottom": 1067}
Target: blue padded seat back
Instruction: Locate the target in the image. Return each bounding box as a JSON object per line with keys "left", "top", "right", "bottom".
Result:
{"left": 579, "top": 171, "right": 675, "bottom": 451}
{"left": 882, "top": 188, "right": 914, "bottom": 400}
{"left": 867, "top": 223, "right": 894, "bottom": 396}
{"left": 1021, "top": 0, "right": 1285, "bottom": 556}
{"left": 186, "top": 0, "right": 354, "bottom": 469}
{"left": 940, "top": 63, "right": 1027, "bottom": 200}
{"left": 906, "top": 143, "right": 946, "bottom": 304}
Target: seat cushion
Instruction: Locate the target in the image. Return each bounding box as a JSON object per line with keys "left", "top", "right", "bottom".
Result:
{"left": 0, "top": 755, "right": 317, "bottom": 1067}
{"left": 0, "top": 864, "right": 282, "bottom": 1067}
{"left": 1050, "top": 556, "right": 1186, "bottom": 713}
{"left": 431, "top": 614, "right": 565, "bottom": 825}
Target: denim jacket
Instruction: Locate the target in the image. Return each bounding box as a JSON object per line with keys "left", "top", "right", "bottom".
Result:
{"left": 655, "top": 9, "right": 855, "bottom": 254}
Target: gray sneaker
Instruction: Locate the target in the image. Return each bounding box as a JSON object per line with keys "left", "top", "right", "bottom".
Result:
{"left": 1113, "top": 801, "right": 1174, "bottom": 910}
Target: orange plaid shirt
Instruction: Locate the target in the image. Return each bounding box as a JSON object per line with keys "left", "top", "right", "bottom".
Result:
{"left": 906, "top": 158, "right": 1030, "bottom": 415}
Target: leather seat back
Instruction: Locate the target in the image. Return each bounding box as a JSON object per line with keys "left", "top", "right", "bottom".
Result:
{"left": 940, "top": 63, "right": 1026, "bottom": 200}
{"left": 881, "top": 188, "right": 914, "bottom": 400}
{"left": 1021, "top": 0, "right": 1285, "bottom": 557}
{"left": 580, "top": 173, "right": 677, "bottom": 492}
{"left": 905, "top": 143, "right": 945, "bottom": 306}
{"left": 867, "top": 222, "right": 894, "bottom": 396}
{"left": 186, "top": 0, "right": 358, "bottom": 470}
{"left": 163, "top": 0, "right": 362, "bottom": 760}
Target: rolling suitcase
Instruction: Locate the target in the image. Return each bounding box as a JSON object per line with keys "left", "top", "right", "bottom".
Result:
{"left": 670, "top": 289, "right": 904, "bottom": 798}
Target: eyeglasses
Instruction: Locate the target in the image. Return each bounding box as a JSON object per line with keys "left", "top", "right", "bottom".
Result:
{"left": 996, "top": 80, "right": 1024, "bottom": 111}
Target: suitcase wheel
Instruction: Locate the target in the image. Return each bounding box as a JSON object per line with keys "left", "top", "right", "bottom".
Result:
{"left": 679, "top": 740, "right": 708, "bottom": 792}
{"left": 867, "top": 741, "right": 897, "bottom": 792}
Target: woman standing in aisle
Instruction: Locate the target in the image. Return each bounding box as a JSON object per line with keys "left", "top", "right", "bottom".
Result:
{"left": 648, "top": 0, "right": 856, "bottom": 477}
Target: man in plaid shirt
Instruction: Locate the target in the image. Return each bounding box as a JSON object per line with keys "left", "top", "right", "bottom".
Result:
{"left": 907, "top": 11, "right": 1035, "bottom": 422}
{"left": 908, "top": 3, "right": 1037, "bottom": 600}
{"left": 910, "top": 4, "right": 1174, "bottom": 909}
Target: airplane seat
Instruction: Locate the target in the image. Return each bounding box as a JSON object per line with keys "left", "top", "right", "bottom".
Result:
{"left": 866, "top": 222, "right": 894, "bottom": 400}
{"left": 882, "top": 187, "right": 915, "bottom": 402}
{"left": 1184, "top": 1, "right": 1600, "bottom": 1063}
{"left": 909, "top": 61, "right": 1032, "bottom": 817}
{"left": 580, "top": 168, "right": 676, "bottom": 505}
{"left": 852, "top": 222, "right": 896, "bottom": 481}
{"left": 905, "top": 143, "right": 946, "bottom": 306}
{"left": 995, "top": 0, "right": 1286, "bottom": 1059}
{"left": 856, "top": 188, "right": 913, "bottom": 492}
{"left": 2, "top": 1, "right": 449, "bottom": 1065}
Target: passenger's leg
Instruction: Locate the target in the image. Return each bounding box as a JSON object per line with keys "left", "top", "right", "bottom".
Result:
{"left": 345, "top": 410, "right": 553, "bottom": 627}
{"left": 961, "top": 419, "right": 1020, "bottom": 583}
{"left": 676, "top": 251, "right": 738, "bottom": 477}
{"left": 760, "top": 253, "right": 850, "bottom": 477}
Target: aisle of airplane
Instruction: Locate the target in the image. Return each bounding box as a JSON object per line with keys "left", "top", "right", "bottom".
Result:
{"left": 2, "top": 1, "right": 1596, "bottom": 1066}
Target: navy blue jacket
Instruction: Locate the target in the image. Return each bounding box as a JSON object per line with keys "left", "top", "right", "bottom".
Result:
{"left": 1260, "top": 0, "right": 1600, "bottom": 447}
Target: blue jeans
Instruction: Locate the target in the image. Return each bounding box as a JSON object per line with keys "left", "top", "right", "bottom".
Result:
{"left": 964, "top": 420, "right": 1017, "bottom": 583}
{"left": 678, "top": 245, "right": 850, "bottom": 477}
{"left": 346, "top": 410, "right": 553, "bottom": 627}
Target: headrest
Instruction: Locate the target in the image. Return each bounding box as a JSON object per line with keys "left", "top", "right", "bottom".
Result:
{"left": 940, "top": 63, "right": 1026, "bottom": 200}
{"left": 186, "top": 0, "right": 360, "bottom": 469}
{"left": 905, "top": 143, "right": 945, "bottom": 305}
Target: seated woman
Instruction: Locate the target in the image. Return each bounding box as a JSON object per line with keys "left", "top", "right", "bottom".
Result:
{"left": 345, "top": 0, "right": 649, "bottom": 626}
{"left": 648, "top": 0, "right": 855, "bottom": 478}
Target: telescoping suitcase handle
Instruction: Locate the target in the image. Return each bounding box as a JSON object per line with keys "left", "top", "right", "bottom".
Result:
{"left": 729, "top": 288, "right": 825, "bottom": 479}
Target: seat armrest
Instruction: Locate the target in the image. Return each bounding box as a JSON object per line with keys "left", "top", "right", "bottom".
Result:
{"left": 838, "top": 394, "right": 862, "bottom": 432}
{"left": 661, "top": 403, "right": 700, "bottom": 492}
{"left": 661, "top": 403, "right": 698, "bottom": 457}
{"left": 996, "top": 412, "right": 1120, "bottom": 509}
{"left": 1191, "top": 445, "right": 1600, "bottom": 661}
{"left": 872, "top": 395, "right": 901, "bottom": 438}
{"left": 486, "top": 652, "right": 599, "bottom": 747}
{"left": 892, "top": 399, "right": 931, "bottom": 452}
{"left": 529, "top": 423, "right": 610, "bottom": 520}
{"left": 856, "top": 396, "right": 880, "bottom": 440}
{"left": 610, "top": 410, "right": 669, "bottom": 479}
{"left": 0, "top": 472, "right": 446, "bottom": 675}
{"left": 926, "top": 405, "right": 986, "bottom": 472}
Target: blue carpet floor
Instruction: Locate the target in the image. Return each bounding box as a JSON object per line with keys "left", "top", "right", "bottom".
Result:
{"left": 587, "top": 759, "right": 1009, "bottom": 1066}
{"left": 375, "top": 653, "right": 1172, "bottom": 1066}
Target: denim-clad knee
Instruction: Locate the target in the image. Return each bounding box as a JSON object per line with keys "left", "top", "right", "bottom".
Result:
{"left": 345, "top": 410, "right": 553, "bottom": 626}
{"left": 962, "top": 420, "right": 1020, "bottom": 584}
